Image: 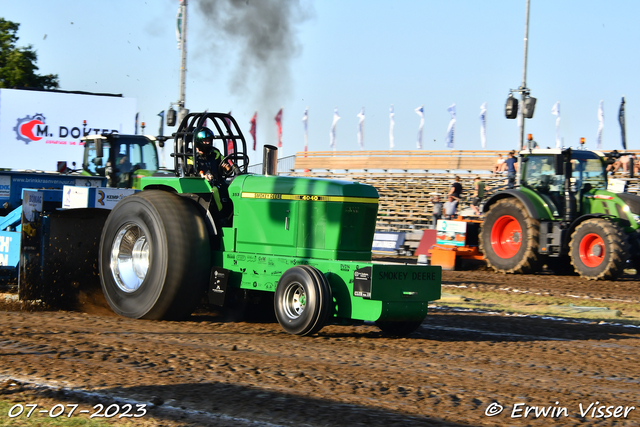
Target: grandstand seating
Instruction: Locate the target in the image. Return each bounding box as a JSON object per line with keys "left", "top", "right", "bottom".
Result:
{"left": 288, "top": 150, "right": 640, "bottom": 232}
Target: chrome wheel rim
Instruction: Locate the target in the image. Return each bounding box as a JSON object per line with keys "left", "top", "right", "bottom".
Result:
{"left": 283, "top": 282, "right": 305, "bottom": 319}
{"left": 110, "top": 223, "right": 149, "bottom": 293}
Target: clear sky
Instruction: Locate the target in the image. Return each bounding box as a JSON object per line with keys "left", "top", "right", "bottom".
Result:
{"left": 2, "top": 0, "right": 639, "bottom": 167}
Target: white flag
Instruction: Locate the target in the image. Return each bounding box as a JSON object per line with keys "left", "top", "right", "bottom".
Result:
{"left": 479, "top": 103, "right": 487, "bottom": 149}
{"left": 176, "top": 1, "right": 185, "bottom": 49}
{"left": 330, "top": 108, "right": 340, "bottom": 149}
{"left": 445, "top": 103, "right": 456, "bottom": 148}
{"left": 302, "top": 107, "right": 309, "bottom": 152}
{"left": 596, "top": 100, "right": 604, "bottom": 149}
{"left": 357, "top": 107, "right": 365, "bottom": 150}
{"left": 389, "top": 105, "right": 395, "bottom": 149}
{"left": 551, "top": 101, "right": 561, "bottom": 148}
{"left": 415, "top": 105, "right": 424, "bottom": 149}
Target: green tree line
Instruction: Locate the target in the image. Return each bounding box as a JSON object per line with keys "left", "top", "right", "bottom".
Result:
{"left": 0, "top": 18, "right": 59, "bottom": 89}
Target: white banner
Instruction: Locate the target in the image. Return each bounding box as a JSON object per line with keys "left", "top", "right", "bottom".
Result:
{"left": 0, "top": 89, "right": 136, "bottom": 172}
{"left": 551, "top": 101, "right": 561, "bottom": 148}
{"left": 302, "top": 107, "right": 308, "bottom": 152}
{"left": 389, "top": 104, "right": 395, "bottom": 150}
{"left": 357, "top": 107, "right": 365, "bottom": 150}
{"left": 479, "top": 102, "right": 487, "bottom": 149}
{"left": 330, "top": 108, "right": 340, "bottom": 149}
{"left": 597, "top": 100, "right": 604, "bottom": 150}
{"left": 415, "top": 105, "right": 424, "bottom": 149}
{"left": 445, "top": 103, "right": 456, "bottom": 148}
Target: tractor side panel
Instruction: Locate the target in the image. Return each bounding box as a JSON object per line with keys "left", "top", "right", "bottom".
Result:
{"left": 213, "top": 251, "right": 441, "bottom": 323}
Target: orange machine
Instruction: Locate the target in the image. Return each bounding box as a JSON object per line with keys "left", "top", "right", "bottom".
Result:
{"left": 422, "top": 218, "right": 484, "bottom": 270}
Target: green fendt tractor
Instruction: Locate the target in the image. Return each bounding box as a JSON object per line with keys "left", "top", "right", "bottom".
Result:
{"left": 98, "top": 112, "right": 441, "bottom": 336}
{"left": 480, "top": 147, "right": 640, "bottom": 280}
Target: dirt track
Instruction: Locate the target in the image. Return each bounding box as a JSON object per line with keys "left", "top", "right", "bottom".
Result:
{"left": 1, "top": 270, "right": 639, "bottom": 426}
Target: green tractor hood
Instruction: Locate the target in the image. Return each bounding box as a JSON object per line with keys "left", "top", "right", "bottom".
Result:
{"left": 227, "top": 175, "right": 379, "bottom": 260}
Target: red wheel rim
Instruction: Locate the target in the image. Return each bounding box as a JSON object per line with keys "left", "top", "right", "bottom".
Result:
{"left": 579, "top": 232, "right": 605, "bottom": 267}
{"left": 490, "top": 215, "right": 522, "bottom": 258}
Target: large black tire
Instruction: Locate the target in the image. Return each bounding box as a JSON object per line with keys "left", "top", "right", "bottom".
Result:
{"left": 569, "top": 219, "right": 628, "bottom": 280}
{"left": 376, "top": 320, "right": 423, "bottom": 337}
{"left": 274, "top": 265, "right": 332, "bottom": 336}
{"left": 99, "top": 190, "right": 211, "bottom": 320}
{"left": 480, "top": 198, "right": 542, "bottom": 274}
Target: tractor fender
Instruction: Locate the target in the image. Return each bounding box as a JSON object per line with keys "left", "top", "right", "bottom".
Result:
{"left": 482, "top": 190, "right": 540, "bottom": 220}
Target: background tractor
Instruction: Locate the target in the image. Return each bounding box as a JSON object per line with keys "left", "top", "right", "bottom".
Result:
{"left": 480, "top": 147, "right": 640, "bottom": 280}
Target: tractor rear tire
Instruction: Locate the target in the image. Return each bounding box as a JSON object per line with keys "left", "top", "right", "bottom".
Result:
{"left": 480, "top": 198, "right": 542, "bottom": 274}
{"left": 99, "top": 190, "right": 211, "bottom": 320}
{"left": 274, "top": 265, "right": 332, "bottom": 336}
{"left": 569, "top": 219, "right": 628, "bottom": 280}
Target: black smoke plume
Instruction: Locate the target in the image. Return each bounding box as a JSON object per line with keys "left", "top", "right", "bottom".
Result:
{"left": 196, "top": 0, "right": 312, "bottom": 108}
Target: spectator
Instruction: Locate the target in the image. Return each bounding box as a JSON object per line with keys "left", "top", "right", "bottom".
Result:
{"left": 470, "top": 176, "right": 485, "bottom": 216}
{"left": 430, "top": 195, "right": 443, "bottom": 229}
{"left": 619, "top": 154, "right": 630, "bottom": 174}
{"left": 505, "top": 151, "right": 518, "bottom": 189}
{"left": 493, "top": 154, "right": 507, "bottom": 174}
{"left": 447, "top": 176, "right": 463, "bottom": 215}
{"left": 606, "top": 150, "right": 620, "bottom": 175}
{"left": 444, "top": 195, "right": 457, "bottom": 219}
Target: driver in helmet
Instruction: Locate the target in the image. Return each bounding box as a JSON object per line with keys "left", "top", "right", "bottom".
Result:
{"left": 194, "top": 127, "right": 231, "bottom": 183}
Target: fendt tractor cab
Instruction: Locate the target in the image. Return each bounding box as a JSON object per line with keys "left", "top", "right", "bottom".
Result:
{"left": 97, "top": 112, "right": 441, "bottom": 336}
{"left": 480, "top": 146, "right": 640, "bottom": 280}
{"left": 81, "top": 133, "right": 162, "bottom": 188}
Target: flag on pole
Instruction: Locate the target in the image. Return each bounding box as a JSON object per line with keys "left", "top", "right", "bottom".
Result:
{"left": 445, "top": 103, "right": 456, "bottom": 149}
{"left": 389, "top": 105, "right": 395, "bottom": 150}
{"left": 176, "top": 0, "right": 185, "bottom": 49}
{"left": 619, "top": 96, "right": 627, "bottom": 150}
{"left": 551, "top": 101, "right": 561, "bottom": 148}
{"left": 249, "top": 112, "right": 257, "bottom": 151}
{"left": 302, "top": 107, "right": 309, "bottom": 152}
{"left": 479, "top": 103, "right": 487, "bottom": 149}
{"left": 275, "top": 108, "right": 283, "bottom": 148}
{"left": 415, "top": 105, "right": 424, "bottom": 149}
{"left": 596, "top": 100, "right": 604, "bottom": 150}
{"left": 357, "top": 107, "right": 365, "bottom": 150}
{"left": 330, "top": 108, "right": 340, "bottom": 149}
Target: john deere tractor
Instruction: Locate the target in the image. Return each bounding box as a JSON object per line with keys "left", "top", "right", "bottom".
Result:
{"left": 96, "top": 112, "right": 441, "bottom": 336}
{"left": 480, "top": 147, "right": 640, "bottom": 280}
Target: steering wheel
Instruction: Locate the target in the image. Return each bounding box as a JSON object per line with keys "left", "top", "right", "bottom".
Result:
{"left": 219, "top": 152, "right": 249, "bottom": 178}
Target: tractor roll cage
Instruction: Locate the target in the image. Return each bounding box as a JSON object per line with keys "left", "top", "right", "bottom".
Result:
{"left": 170, "top": 112, "right": 249, "bottom": 178}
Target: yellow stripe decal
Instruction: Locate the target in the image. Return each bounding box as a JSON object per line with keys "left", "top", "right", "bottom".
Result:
{"left": 241, "top": 192, "right": 378, "bottom": 203}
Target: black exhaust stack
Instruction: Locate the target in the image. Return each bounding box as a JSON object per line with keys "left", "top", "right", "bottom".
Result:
{"left": 262, "top": 145, "right": 278, "bottom": 176}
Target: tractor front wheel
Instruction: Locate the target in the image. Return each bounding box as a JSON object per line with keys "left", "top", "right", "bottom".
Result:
{"left": 480, "top": 198, "right": 542, "bottom": 274}
{"left": 569, "top": 219, "right": 628, "bottom": 280}
{"left": 274, "top": 265, "right": 332, "bottom": 336}
{"left": 99, "top": 190, "right": 211, "bottom": 320}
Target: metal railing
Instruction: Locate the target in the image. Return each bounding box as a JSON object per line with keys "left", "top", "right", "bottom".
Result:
{"left": 247, "top": 155, "right": 296, "bottom": 175}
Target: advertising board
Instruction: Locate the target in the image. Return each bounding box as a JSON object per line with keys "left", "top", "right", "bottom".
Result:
{"left": 0, "top": 89, "right": 136, "bottom": 171}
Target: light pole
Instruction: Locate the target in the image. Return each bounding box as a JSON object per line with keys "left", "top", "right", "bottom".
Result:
{"left": 505, "top": 0, "right": 536, "bottom": 150}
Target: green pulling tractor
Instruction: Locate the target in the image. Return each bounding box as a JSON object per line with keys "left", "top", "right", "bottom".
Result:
{"left": 480, "top": 147, "right": 640, "bottom": 280}
{"left": 96, "top": 112, "right": 441, "bottom": 335}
